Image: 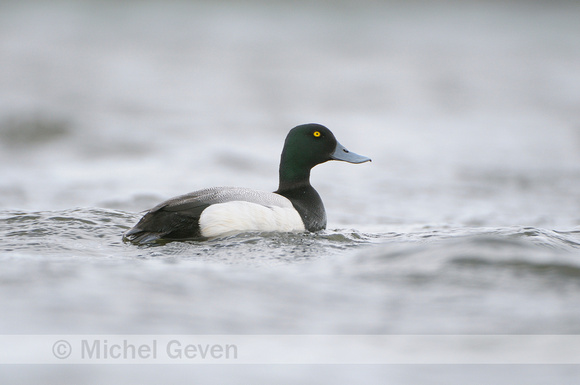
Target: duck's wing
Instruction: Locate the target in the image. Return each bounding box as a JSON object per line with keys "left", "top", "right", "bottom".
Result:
{"left": 157, "top": 187, "right": 294, "bottom": 212}
{"left": 123, "top": 187, "right": 292, "bottom": 244}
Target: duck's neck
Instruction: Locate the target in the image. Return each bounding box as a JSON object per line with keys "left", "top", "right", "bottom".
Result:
{"left": 275, "top": 164, "right": 327, "bottom": 232}
{"left": 277, "top": 169, "right": 311, "bottom": 192}
{"left": 276, "top": 151, "right": 313, "bottom": 192}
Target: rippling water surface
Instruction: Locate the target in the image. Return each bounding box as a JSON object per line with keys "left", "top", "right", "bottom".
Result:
{"left": 1, "top": 0, "right": 580, "bottom": 384}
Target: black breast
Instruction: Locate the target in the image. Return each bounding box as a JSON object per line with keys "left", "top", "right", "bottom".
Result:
{"left": 275, "top": 185, "right": 327, "bottom": 231}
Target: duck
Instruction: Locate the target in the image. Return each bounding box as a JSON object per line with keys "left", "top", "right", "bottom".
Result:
{"left": 123, "top": 123, "right": 371, "bottom": 244}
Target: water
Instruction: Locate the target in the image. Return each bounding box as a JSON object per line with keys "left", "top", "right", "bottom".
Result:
{"left": 1, "top": 0, "right": 580, "bottom": 383}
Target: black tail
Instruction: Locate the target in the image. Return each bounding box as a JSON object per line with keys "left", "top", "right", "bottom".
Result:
{"left": 122, "top": 227, "right": 165, "bottom": 245}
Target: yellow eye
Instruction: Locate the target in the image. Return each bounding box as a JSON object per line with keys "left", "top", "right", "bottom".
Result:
{"left": 313, "top": 131, "right": 321, "bottom": 138}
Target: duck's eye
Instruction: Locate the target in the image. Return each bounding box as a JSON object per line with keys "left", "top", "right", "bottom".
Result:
{"left": 313, "top": 131, "right": 321, "bottom": 138}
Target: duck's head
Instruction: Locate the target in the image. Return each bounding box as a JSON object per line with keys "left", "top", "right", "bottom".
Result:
{"left": 278, "top": 123, "right": 371, "bottom": 186}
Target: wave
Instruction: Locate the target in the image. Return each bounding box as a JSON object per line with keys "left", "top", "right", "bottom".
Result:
{"left": 0, "top": 208, "right": 136, "bottom": 258}
{"left": 2, "top": 208, "right": 580, "bottom": 278}
{"left": 341, "top": 227, "right": 580, "bottom": 282}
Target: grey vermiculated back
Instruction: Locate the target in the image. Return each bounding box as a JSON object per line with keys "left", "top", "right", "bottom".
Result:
{"left": 153, "top": 187, "right": 293, "bottom": 213}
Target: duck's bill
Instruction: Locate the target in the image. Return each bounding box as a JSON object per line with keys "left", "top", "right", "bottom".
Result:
{"left": 330, "top": 142, "right": 372, "bottom": 164}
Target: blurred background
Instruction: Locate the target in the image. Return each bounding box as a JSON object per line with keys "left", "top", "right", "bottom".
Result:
{"left": 1, "top": 0, "right": 579, "bottom": 228}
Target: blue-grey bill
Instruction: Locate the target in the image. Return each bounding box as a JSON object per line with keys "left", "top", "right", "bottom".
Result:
{"left": 330, "top": 142, "right": 372, "bottom": 164}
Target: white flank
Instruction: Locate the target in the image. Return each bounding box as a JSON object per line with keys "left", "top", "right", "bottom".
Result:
{"left": 199, "top": 201, "right": 306, "bottom": 238}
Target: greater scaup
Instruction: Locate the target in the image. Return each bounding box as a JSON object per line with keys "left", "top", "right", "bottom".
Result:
{"left": 123, "top": 123, "right": 371, "bottom": 244}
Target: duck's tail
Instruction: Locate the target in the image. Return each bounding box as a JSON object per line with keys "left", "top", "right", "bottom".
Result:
{"left": 122, "top": 227, "right": 164, "bottom": 245}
